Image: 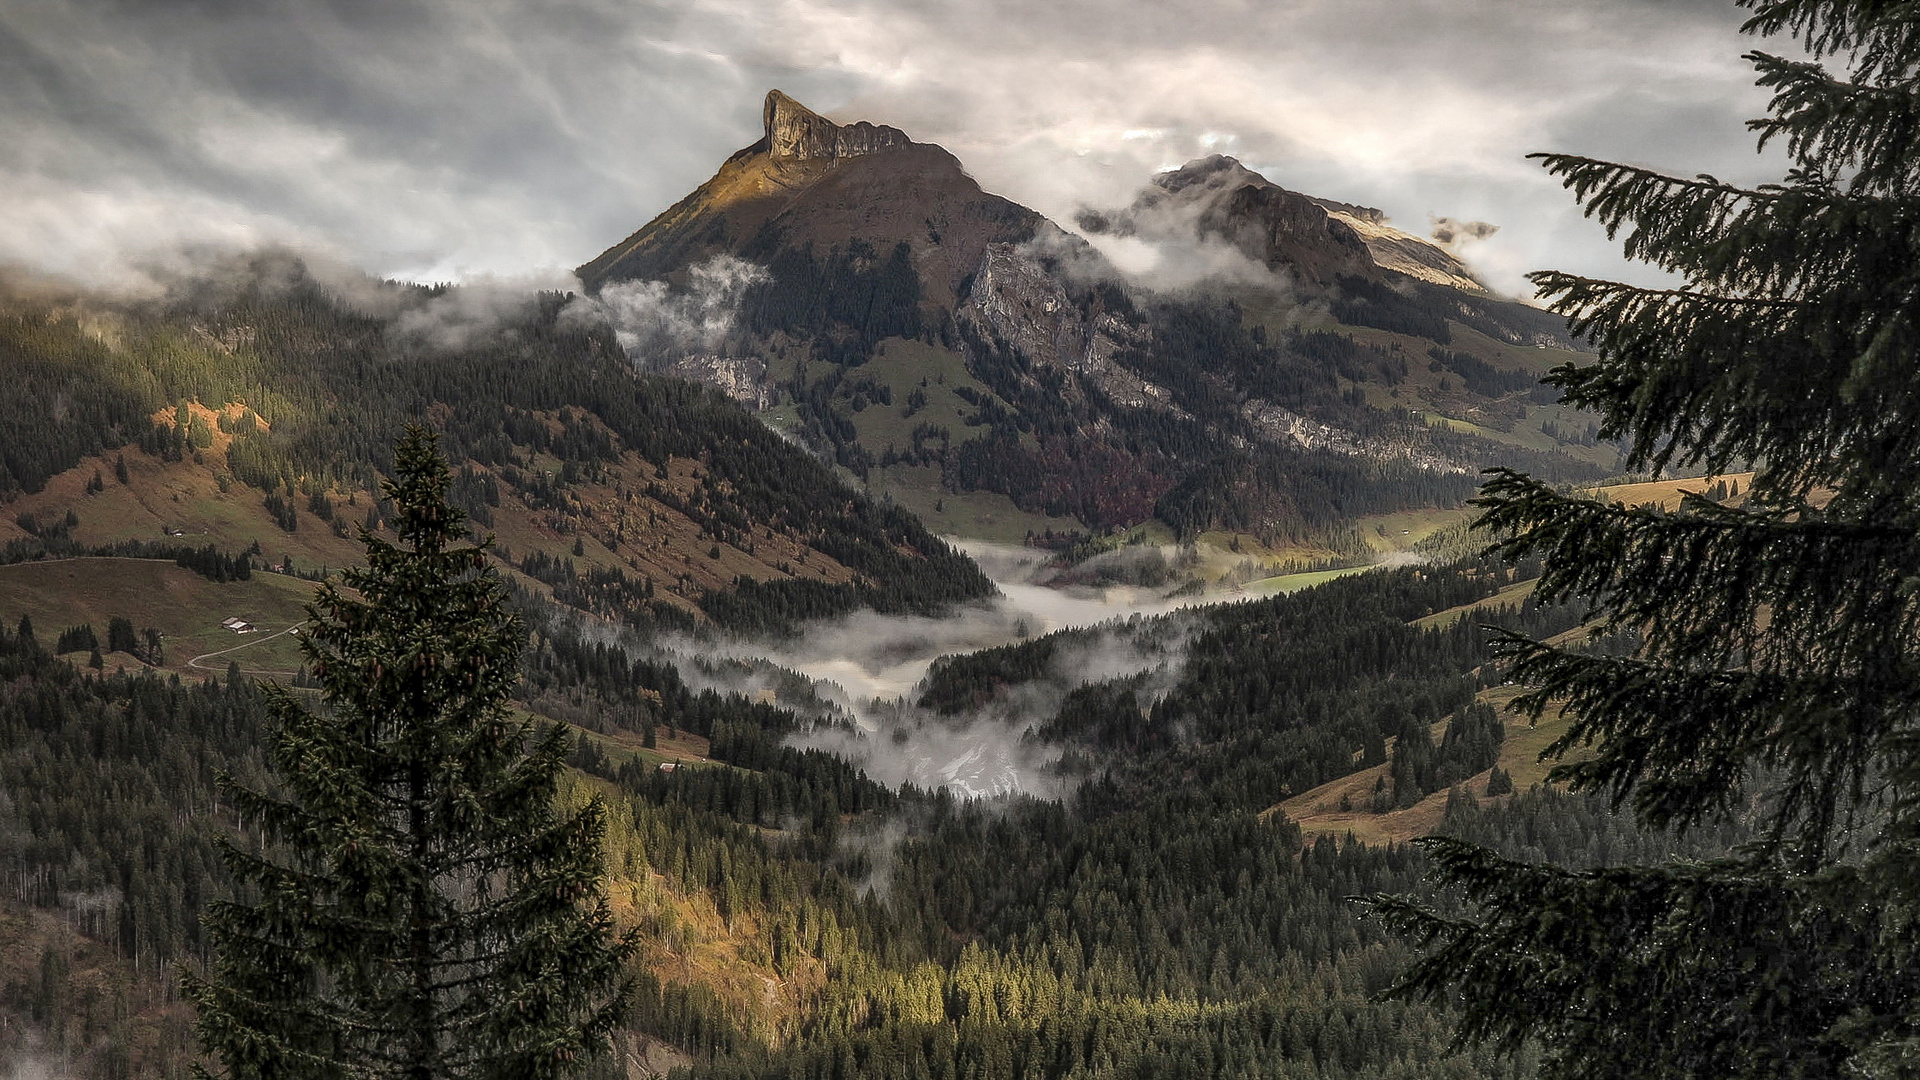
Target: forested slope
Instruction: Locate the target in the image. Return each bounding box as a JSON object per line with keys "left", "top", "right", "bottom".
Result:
{"left": 0, "top": 551, "right": 1741, "bottom": 1078}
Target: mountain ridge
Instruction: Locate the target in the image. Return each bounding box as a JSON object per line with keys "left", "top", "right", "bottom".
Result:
{"left": 574, "top": 90, "right": 1611, "bottom": 550}
{"left": 1085, "top": 153, "right": 1488, "bottom": 293}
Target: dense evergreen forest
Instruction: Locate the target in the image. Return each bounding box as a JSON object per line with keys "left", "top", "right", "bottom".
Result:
{"left": 0, "top": 549, "right": 1736, "bottom": 1078}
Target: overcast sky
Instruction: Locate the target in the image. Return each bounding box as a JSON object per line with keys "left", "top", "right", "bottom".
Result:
{"left": 1, "top": 0, "right": 1797, "bottom": 296}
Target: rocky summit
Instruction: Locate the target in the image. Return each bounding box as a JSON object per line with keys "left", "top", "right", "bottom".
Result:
{"left": 762, "top": 89, "right": 911, "bottom": 160}
{"left": 576, "top": 90, "right": 1037, "bottom": 297}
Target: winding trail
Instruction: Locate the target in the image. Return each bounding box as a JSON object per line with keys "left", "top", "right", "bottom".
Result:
{"left": 187, "top": 625, "right": 302, "bottom": 678}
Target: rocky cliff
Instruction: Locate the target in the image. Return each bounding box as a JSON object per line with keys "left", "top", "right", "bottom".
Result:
{"left": 958, "top": 239, "right": 1173, "bottom": 413}
{"left": 762, "top": 90, "right": 911, "bottom": 160}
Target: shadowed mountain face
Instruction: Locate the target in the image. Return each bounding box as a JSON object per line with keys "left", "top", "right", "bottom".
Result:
{"left": 577, "top": 92, "right": 1612, "bottom": 546}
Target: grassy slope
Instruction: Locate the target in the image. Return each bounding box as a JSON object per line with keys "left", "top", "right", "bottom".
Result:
{"left": 1243, "top": 564, "right": 1373, "bottom": 596}
{"left": 0, "top": 409, "right": 877, "bottom": 626}
{"left": 1269, "top": 682, "right": 1581, "bottom": 846}
{"left": 1244, "top": 292, "right": 1619, "bottom": 468}
{"left": 0, "top": 558, "right": 316, "bottom": 677}
{"left": 844, "top": 338, "right": 992, "bottom": 455}
{"left": 1596, "top": 472, "right": 1754, "bottom": 510}
{"left": 869, "top": 464, "right": 1081, "bottom": 543}
{"left": 853, "top": 337, "right": 1087, "bottom": 541}
{"left": 4, "top": 425, "right": 365, "bottom": 572}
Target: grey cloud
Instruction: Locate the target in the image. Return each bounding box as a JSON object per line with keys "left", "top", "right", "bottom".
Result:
{"left": 389, "top": 270, "right": 577, "bottom": 350}
{"left": 1068, "top": 187, "right": 1297, "bottom": 295}
{"left": 562, "top": 254, "right": 767, "bottom": 361}
{"left": 1430, "top": 217, "right": 1499, "bottom": 246}
{"left": 3, "top": 0, "right": 1796, "bottom": 297}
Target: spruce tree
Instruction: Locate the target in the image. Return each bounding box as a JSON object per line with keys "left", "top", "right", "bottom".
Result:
{"left": 184, "top": 425, "right": 635, "bottom": 1079}
{"left": 1373, "top": 2, "right": 1920, "bottom": 1075}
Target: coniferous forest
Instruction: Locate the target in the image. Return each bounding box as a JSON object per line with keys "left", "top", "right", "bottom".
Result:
{"left": 0, "top": 528, "right": 1737, "bottom": 1077}
{"left": 3, "top": 0, "right": 1917, "bottom": 1076}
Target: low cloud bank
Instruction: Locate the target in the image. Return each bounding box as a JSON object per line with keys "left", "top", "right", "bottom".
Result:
{"left": 561, "top": 255, "right": 766, "bottom": 362}
{"left": 1071, "top": 191, "right": 1298, "bottom": 297}
{"left": 655, "top": 540, "right": 1223, "bottom": 801}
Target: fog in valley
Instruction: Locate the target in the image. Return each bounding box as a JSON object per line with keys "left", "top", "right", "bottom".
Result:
{"left": 653, "top": 539, "right": 1230, "bottom": 799}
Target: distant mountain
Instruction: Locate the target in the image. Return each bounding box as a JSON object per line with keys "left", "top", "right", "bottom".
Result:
{"left": 580, "top": 92, "right": 1616, "bottom": 552}
{"left": 1079, "top": 154, "right": 1486, "bottom": 293}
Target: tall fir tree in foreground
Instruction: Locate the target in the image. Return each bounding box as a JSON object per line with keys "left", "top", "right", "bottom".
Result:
{"left": 1374, "top": 1, "right": 1920, "bottom": 1076}
{"left": 184, "top": 425, "right": 635, "bottom": 1079}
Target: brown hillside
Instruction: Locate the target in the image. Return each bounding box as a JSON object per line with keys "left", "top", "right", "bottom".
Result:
{"left": 0, "top": 407, "right": 865, "bottom": 627}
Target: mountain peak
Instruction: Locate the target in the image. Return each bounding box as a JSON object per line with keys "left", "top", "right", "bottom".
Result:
{"left": 1152, "top": 154, "right": 1267, "bottom": 193}
{"left": 578, "top": 90, "right": 1035, "bottom": 294}
{"left": 1103, "top": 154, "right": 1480, "bottom": 291}
{"left": 762, "top": 90, "right": 912, "bottom": 161}
{"left": 1155, "top": 155, "right": 1387, "bottom": 224}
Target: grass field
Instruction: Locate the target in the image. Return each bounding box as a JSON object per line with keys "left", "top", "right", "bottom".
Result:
{"left": 0, "top": 448, "right": 367, "bottom": 571}
{"left": 0, "top": 558, "right": 318, "bottom": 676}
{"left": 843, "top": 337, "right": 994, "bottom": 456}
{"left": 868, "top": 464, "right": 1082, "bottom": 543}
{"left": 1352, "top": 505, "right": 1479, "bottom": 553}
{"left": 1243, "top": 564, "right": 1373, "bottom": 595}
{"left": 1589, "top": 472, "right": 1754, "bottom": 510}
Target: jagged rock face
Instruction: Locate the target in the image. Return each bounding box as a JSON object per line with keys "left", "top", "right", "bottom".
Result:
{"left": 1206, "top": 174, "right": 1377, "bottom": 285}
{"left": 958, "top": 242, "right": 1175, "bottom": 414}
{"left": 763, "top": 90, "right": 912, "bottom": 160}
{"left": 1238, "top": 399, "right": 1469, "bottom": 473}
{"left": 653, "top": 354, "right": 777, "bottom": 411}
{"left": 964, "top": 244, "right": 1092, "bottom": 373}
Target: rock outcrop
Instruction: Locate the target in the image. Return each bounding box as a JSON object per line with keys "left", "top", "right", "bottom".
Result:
{"left": 958, "top": 241, "right": 1175, "bottom": 415}
{"left": 653, "top": 354, "right": 778, "bottom": 411}
{"left": 762, "top": 90, "right": 911, "bottom": 161}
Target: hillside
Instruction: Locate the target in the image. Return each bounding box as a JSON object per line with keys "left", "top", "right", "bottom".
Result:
{"left": 0, "top": 261, "right": 992, "bottom": 637}
{"left": 578, "top": 90, "right": 1617, "bottom": 551}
